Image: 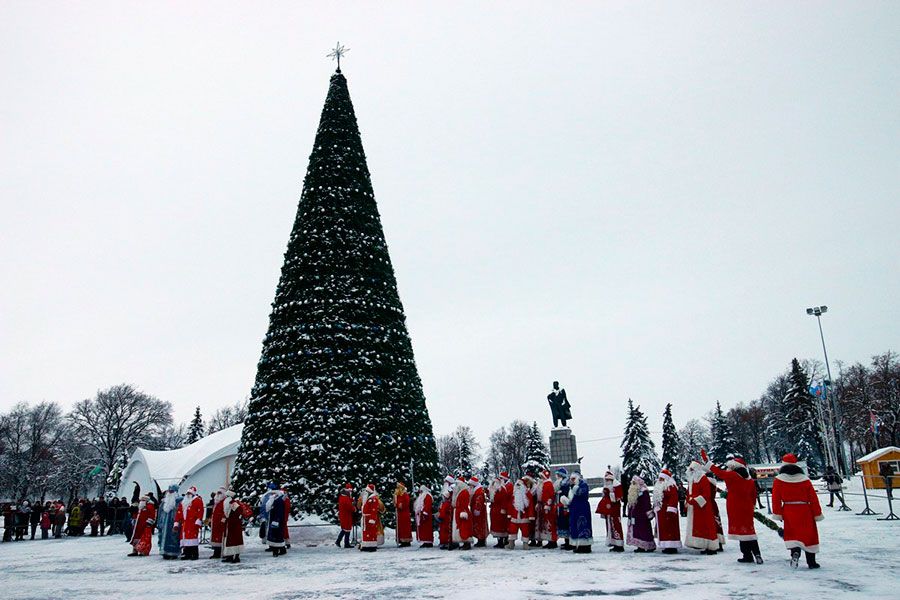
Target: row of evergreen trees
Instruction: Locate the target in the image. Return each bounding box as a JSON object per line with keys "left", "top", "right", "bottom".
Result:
{"left": 620, "top": 357, "right": 830, "bottom": 481}
{"left": 437, "top": 421, "right": 551, "bottom": 481}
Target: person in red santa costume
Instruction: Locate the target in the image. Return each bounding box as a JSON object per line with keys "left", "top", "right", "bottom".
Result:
{"left": 208, "top": 487, "right": 226, "bottom": 559}
{"left": 174, "top": 486, "right": 204, "bottom": 560}
{"left": 506, "top": 478, "right": 534, "bottom": 550}
{"left": 772, "top": 453, "right": 823, "bottom": 569}
{"left": 468, "top": 477, "right": 488, "bottom": 547}
{"left": 437, "top": 485, "right": 453, "bottom": 550}
{"left": 127, "top": 495, "right": 155, "bottom": 557}
{"left": 595, "top": 469, "right": 624, "bottom": 552}
{"left": 451, "top": 477, "right": 473, "bottom": 550}
{"left": 684, "top": 461, "right": 718, "bottom": 554}
{"left": 222, "top": 491, "right": 248, "bottom": 563}
{"left": 360, "top": 483, "right": 385, "bottom": 552}
{"left": 535, "top": 470, "right": 558, "bottom": 549}
{"left": 523, "top": 474, "right": 539, "bottom": 546}
{"left": 701, "top": 449, "right": 763, "bottom": 564}
{"left": 336, "top": 483, "right": 355, "bottom": 549}
{"left": 652, "top": 469, "right": 682, "bottom": 554}
{"left": 414, "top": 484, "right": 434, "bottom": 548}
{"left": 490, "top": 472, "right": 512, "bottom": 548}
{"left": 394, "top": 481, "right": 412, "bottom": 547}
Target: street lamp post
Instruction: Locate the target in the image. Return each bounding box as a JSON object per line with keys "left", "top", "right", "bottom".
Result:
{"left": 806, "top": 306, "right": 848, "bottom": 475}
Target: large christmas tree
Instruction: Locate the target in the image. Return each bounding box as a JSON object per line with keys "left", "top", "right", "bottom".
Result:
{"left": 620, "top": 399, "right": 660, "bottom": 482}
{"left": 232, "top": 66, "right": 440, "bottom": 519}
{"left": 660, "top": 403, "right": 682, "bottom": 480}
{"left": 709, "top": 400, "right": 737, "bottom": 464}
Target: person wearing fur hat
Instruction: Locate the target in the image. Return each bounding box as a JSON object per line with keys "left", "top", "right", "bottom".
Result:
{"left": 506, "top": 478, "right": 534, "bottom": 550}
{"left": 174, "top": 486, "right": 204, "bottom": 560}
{"left": 451, "top": 477, "right": 473, "bottom": 550}
{"left": 684, "top": 461, "right": 718, "bottom": 554}
{"left": 701, "top": 450, "right": 762, "bottom": 564}
{"left": 414, "top": 484, "right": 434, "bottom": 548}
{"left": 566, "top": 472, "right": 592, "bottom": 553}
{"left": 222, "top": 492, "right": 247, "bottom": 563}
{"left": 555, "top": 468, "right": 573, "bottom": 550}
{"left": 468, "top": 477, "right": 488, "bottom": 547}
{"left": 156, "top": 485, "right": 182, "bottom": 560}
{"left": 490, "top": 472, "right": 512, "bottom": 548}
{"left": 626, "top": 476, "right": 656, "bottom": 552}
{"left": 535, "top": 470, "right": 558, "bottom": 549}
{"left": 208, "top": 487, "right": 227, "bottom": 559}
{"left": 394, "top": 481, "right": 413, "bottom": 547}
{"left": 653, "top": 469, "right": 682, "bottom": 554}
{"left": 128, "top": 495, "right": 156, "bottom": 556}
{"left": 266, "top": 488, "right": 288, "bottom": 556}
{"left": 360, "top": 484, "right": 385, "bottom": 552}
{"left": 336, "top": 484, "right": 355, "bottom": 549}
{"left": 772, "top": 453, "right": 823, "bottom": 569}
{"left": 437, "top": 487, "right": 453, "bottom": 549}
{"left": 595, "top": 469, "right": 624, "bottom": 552}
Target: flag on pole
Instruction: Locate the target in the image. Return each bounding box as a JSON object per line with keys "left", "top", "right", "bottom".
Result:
{"left": 88, "top": 464, "right": 104, "bottom": 477}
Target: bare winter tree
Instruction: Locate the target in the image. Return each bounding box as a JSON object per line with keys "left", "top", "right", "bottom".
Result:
{"left": 69, "top": 384, "right": 173, "bottom": 489}
{"left": 485, "top": 420, "right": 531, "bottom": 480}
{"left": 677, "top": 418, "right": 711, "bottom": 472}
{"left": 0, "top": 401, "right": 67, "bottom": 501}
{"left": 206, "top": 399, "right": 249, "bottom": 435}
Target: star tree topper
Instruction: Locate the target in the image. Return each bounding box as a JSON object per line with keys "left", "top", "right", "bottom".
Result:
{"left": 327, "top": 42, "right": 349, "bottom": 72}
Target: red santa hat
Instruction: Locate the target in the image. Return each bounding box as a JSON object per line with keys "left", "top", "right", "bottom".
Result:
{"left": 366, "top": 483, "right": 375, "bottom": 492}
{"left": 344, "top": 483, "right": 353, "bottom": 490}
{"left": 444, "top": 475, "right": 456, "bottom": 485}
{"left": 187, "top": 486, "right": 198, "bottom": 495}
{"left": 499, "top": 471, "right": 510, "bottom": 480}
{"left": 659, "top": 468, "right": 672, "bottom": 479}
{"left": 604, "top": 470, "right": 615, "bottom": 480}
{"left": 467, "top": 476, "right": 479, "bottom": 486}
{"left": 781, "top": 453, "right": 798, "bottom": 464}
{"left": 726, "top": 457, "right": 748, "bottom": 470}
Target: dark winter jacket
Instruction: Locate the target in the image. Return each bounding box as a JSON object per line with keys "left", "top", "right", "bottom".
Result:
{"left": 824, "top": 473, "right": 843, "bottom": 491}
{"left": 29, "top": 506, "right": 41, "bottom": 525}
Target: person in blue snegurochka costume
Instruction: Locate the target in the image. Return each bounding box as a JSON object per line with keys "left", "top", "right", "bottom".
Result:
{"left": 266, "top": 488, "right": 288, "bottom": 556}
{"left": 156, "top": 485, "right": 182, "bottom": 560}
{"left": 258, "top": 482, "right": 278, "bottom": 548}
{"left": 566, "top": 471, "right": 593, "bottom": 554}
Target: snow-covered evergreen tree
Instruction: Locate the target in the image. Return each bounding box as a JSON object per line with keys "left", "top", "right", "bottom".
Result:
{"left": 457, "top": 430, "right": 475, "bottom": 478}
{"left": 783, "top": 358, "right": 826, "bottom": 476}
{"left": 521, "top": 421, "right": 551, "bottom": 474}
{"left": 232, "top": 68, "right": 440, "bottom": 519}
{"left": 660, "top": 403, "right": 682, "bottom": 479}
{"left": 186, "top": 407, "right": 205, "bottom": 445}
{"left": 709, "top": 400, "right": 737, "bottom": 464}
{"left": 621, "top": 399, "right": 660, "bottom": 481}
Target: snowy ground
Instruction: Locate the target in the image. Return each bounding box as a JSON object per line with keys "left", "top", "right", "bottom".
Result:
{"left": 2, "top": 481, "right": 897, "bottom": 599}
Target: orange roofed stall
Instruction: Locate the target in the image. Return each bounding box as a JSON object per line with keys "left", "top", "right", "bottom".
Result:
{"left": 856, "top": 446, "right": 900, "bottom": 489}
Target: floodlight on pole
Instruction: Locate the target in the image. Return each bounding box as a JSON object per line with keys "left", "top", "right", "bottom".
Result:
{"left": 806, "top": 305, "right": 847, "bottom": 474}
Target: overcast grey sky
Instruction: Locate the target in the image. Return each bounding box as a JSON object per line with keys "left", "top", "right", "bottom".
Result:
{"left": 1, "top": 2, "right": 898, "bottom": 475}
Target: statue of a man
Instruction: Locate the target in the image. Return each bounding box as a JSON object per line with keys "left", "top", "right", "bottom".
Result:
{"left": 547, "top": 381, "right": 572, "bottom": 428}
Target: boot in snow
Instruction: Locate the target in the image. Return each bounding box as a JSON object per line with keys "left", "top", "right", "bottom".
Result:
{"left": 544, "top": 541, "right": 558, "bottom": 549}
{"left": 805, "top": 552, "right": 820, "bottom": 569}
{"left": 790, "top": 548, "right": 801, "bottom": 569}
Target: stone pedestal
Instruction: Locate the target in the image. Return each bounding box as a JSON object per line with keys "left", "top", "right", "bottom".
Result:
{"left": 549, "top": 427, "right": 581, "bottom": 475}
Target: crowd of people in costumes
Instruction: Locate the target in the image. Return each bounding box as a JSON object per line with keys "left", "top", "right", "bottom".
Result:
{"left": 24, "top": 449, "right": 822, "bottom": 572}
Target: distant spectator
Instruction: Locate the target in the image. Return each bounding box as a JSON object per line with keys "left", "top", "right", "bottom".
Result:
{"left": 676, "top": 481, "right": 687, "bottom": 517}
{"left": 29, "top": 500, "right": 41, "bottom": 539}
{"left": 749, "top": 467, "right": 764, "bottom": 509}
{"left": 823, "top": 466, "right": 845, "bottom": 508}
{"left": 89, "top": 511, "right": 101, "bottom": 536}
{"left": 68, "top": 502, "right": 83, "bottom": 536}
{"left": 122, "top": 507, "right": 134, "bottom": 541}
{"left": 107, "top": 498, "right": 120, "bottom": 535}
{"left": 880, "top": 462, "right": 894, "bottom": 500}
{"left": 53, "top": 502, "right": 66, "bottom": 538}
{"left": 2, "top": 504, "right": 13, "bottom": 542}
{"left": 15, "top": 503, "right": 29, "bottom": 540}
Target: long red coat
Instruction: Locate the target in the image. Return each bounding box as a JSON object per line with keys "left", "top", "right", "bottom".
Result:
{"left": 596, "top": 483, "right": 624, "bottom": 547}
{"left": 131, "top": 501, "right": 156, "bottom": 556}
{"left": 772, "top": 468, "right": 823, "bottom": 553}
{"left": 281, "top": 492, "right": 291, "bottom": 544}
{"left": 710, "top": 465, "right": 758, "bottom": 540}
{"left": 654, "top": 482, "right": 682, "bottom": 549}
{"left": 222, "top": 499, "right": 245, "bottom": 558}
{"left": 507, "top": 481, "right": 534, "bottom": 538}
{"left": 684, "top": 474, "right": 717, "bottom": 551}
{"left": 338, "top": 493, "right": 354, "bottom": 532}
{"left": 536, "top": 478, "right": 557, "bottom": 542}
{"left": 490, "top": 480, "right": 510, "bottom": 537}
{"left": 452, "top": 485, "right": 472, "bottom": 542}
{"left": 415, "top": 491, "right": 433, "bottom": 543}
{"left": 175, "top": 494, "right": 204, "bottom": 547}
{"left": 394, "top": 488, "right": 412, "bottom": 543}
{"left": 210, "top": 497, "right": 226, "bottom": 547}
{"left": 361, "top": 493, "right": 385, "bottom": 549}
{"left": 470, "top": 485, "right": 488, "bottom": 541}
{"left": 438, "top": 496, "right": 453, "bottom": 544}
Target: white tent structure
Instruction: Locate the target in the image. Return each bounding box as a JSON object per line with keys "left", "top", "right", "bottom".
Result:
{"left": 117, "top": 424, "right": 243, "bottom": 499}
